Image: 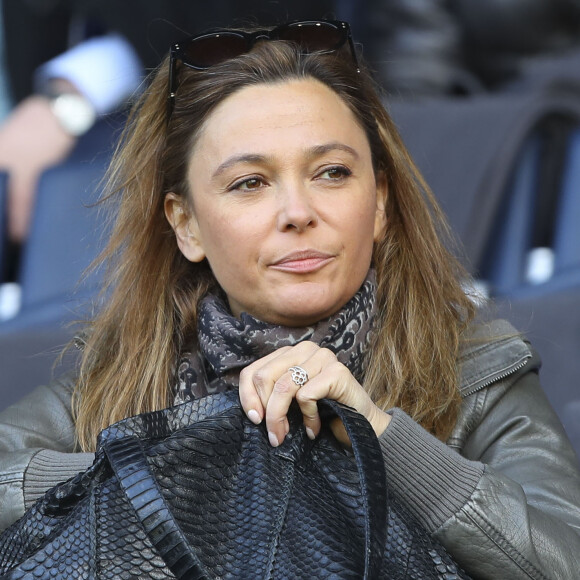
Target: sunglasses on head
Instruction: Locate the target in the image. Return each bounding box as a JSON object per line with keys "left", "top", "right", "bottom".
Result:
{"left": 168, "top": 20, "right": 358, "bottom": 114}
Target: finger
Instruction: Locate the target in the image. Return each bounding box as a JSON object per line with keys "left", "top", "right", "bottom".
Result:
{"left": 241, "top": 341, "right": 320, "bottom": 429}
{"left": 329, "top": 417, "right": 351, "bottom": 448}
{"left": 238, "top": 346, "right": 293, "bottom": 424}
{"left": 303, "top": 368, "right": 391, "bottom": 443}
{"left": 295, "top": 388, "right": 321, "bottom": 441}
{"left": 295, "top": 358, "right": 351, "bottom": 440}
{"left": 264, "top": 347, "right": 335, "bottom": 445}
{"left": 263, "top": 367, "right": 306, "bottom": 446}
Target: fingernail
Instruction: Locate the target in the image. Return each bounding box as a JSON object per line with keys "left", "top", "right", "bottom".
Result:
{"left": 268, "top": 431, "right": 279, "bottom": 447}
{"left": 305, "top": 427, "right": 316, "bottom": 440}
{"left": 247, "top": 409, "right": 261, "bottom": 424}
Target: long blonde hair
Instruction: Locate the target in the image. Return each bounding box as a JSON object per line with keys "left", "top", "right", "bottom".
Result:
{"left": 74, "top": 39, "right": 475, "bottom": 451}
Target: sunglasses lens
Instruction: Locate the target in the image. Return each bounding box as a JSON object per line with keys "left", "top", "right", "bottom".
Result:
{"left": 182, "top": 33, "right": 249, "bottom": 68}
{"left": 169, "top": 21, "right": 356, "bottom": 115}
{"left": 280, "top": 22, "right": 345, "bottom": 52}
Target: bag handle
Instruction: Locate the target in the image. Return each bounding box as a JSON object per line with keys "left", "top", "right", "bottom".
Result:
{"left": 318, "top": 399, "right": 388, "bottom": 579}
{"left": 104, "top": 435, "right": 210, "bottom": 580}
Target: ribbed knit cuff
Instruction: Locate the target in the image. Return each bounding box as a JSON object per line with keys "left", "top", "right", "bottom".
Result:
{"left": 379, "top": 408, "right": 484, "bottom": 533}
{"left": 23, "top": 450, "right": 95, "bottom": 508}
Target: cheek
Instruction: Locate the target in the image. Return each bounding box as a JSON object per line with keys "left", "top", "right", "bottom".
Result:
{"left": 353, "top": 202, "right": 381, "bottom": 247}
{"left": 348, "top": 213, "right": 381, "bottom": 270}
{"left": 199, "top": 216, "right": 258, "bottom": 274}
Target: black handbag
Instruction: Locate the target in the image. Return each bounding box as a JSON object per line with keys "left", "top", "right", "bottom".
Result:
{"left": 0, "top": 391, "right": 469, "bottom": 579}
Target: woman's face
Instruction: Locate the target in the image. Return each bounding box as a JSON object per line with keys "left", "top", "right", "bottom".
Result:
{"left": 168, "top": 78, "right": 387, "bottom": 326}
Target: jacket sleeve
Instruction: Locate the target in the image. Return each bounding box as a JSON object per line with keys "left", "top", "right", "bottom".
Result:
{"left": 378, "top": 367, "right": 580, "bottom": 579}
{"left": 0, "top": 374, "right": 94, "bottom": 532}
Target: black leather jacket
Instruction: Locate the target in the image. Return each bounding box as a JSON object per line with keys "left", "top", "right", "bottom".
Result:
{"left": 1, "top": 320, "right": 579, "bottom": 578}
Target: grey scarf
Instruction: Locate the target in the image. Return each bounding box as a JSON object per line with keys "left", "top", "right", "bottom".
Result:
{"left": 174, "top": 271, "right": 377, "bottom": 404}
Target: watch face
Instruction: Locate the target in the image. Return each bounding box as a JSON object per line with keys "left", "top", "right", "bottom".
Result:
{"left": 51, "top": 93, "right": 97, "bottom": 136}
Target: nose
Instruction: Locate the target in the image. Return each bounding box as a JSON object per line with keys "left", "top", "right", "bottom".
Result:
{"left": 276, "top": 182, "right": 318, "bottom": 232}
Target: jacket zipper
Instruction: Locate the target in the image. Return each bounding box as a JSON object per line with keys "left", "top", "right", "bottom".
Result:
{"left": 462, "top": 354, "right": 532, "bottom": 398}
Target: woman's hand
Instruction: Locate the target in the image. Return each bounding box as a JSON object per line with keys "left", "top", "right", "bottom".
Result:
{"left": 238, "top": 341, "right": 391, "bottom": 447}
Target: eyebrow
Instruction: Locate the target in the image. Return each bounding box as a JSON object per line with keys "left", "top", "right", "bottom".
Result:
{"left": 211, "top": 142, "right": 360, "bottom": 179}
{"left": 212, "top": 154, "right": 273, "bottom": 179}
{"left": 307, "top": 142, "right": 360, "bottom": 161}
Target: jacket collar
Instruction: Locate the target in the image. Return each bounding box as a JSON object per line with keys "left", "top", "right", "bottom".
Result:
{"left": 458, "top": 319, "right": 536, "bottom": 397}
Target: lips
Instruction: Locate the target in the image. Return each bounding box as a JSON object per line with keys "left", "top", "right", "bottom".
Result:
{"left": 270, "top": 250, "right": 335, "bottom": 274}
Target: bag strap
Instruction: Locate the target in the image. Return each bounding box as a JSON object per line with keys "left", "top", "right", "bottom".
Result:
{"left": 319, "top": 399, "right": 388, "bottom": 580}
{"left": 104, "top": 436, "right": 209, "bottom": 580}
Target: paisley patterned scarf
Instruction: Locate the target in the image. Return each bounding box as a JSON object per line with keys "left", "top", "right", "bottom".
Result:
{"left": 174, "top": 270, "right": 377, "bottom": 404}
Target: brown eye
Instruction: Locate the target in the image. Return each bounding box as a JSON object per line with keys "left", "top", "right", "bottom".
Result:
{"left": 241, "top": 178, "right": 261, "bottom": 189}
{"left": 319, "top": 166, "right": 351, "bottom": 180}
{"left": 231, "top": 177, "right": 265, "bottom": 191}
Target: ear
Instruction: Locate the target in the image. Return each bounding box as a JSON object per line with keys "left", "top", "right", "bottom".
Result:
{"left": 164, "top": 192, "right": 206, "bottom": 262}
{"left": 373, "top": 173, "right": 388, "bottom": 242}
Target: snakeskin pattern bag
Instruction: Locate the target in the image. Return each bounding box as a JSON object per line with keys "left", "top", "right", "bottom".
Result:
{"left": 0, "top": 391, "right": 469, "bottom": 579}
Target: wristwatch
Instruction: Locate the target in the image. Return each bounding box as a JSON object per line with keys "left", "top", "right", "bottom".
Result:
{"left": 49, "top": 92, "right": 97, "bottom": 137}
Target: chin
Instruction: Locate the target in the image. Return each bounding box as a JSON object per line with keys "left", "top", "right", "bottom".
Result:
{"left": 262, "top": 299, "right": 344, "bottom": 327}
{"left": 241, "top": 282, "right": 358, "bottom": 326}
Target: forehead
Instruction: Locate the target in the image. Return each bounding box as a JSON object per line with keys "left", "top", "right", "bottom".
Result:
{"left": 189, "top": 78, "right": 371, "bottom": 164}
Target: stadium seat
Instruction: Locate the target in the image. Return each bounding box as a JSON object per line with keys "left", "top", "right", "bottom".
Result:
{"left": 479, "top": 135, "right": 541, "bottom": 294}
{"left": 0, "top": 158, "right": 110, "bottom": 333}
{"left": 389, "top": 90, "right": 580, "bottom": 284}
{"left": 553, "top": 130, "right": 580, "bottom": 272}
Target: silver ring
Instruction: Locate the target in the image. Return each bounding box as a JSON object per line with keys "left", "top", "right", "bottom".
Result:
{"left": 288, "top": 366, "right": 309, "bottom": 388}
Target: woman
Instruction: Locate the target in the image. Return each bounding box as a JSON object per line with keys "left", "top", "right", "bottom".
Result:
{"left": 0, "top": 20, "right": 579, "bottom": 578}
